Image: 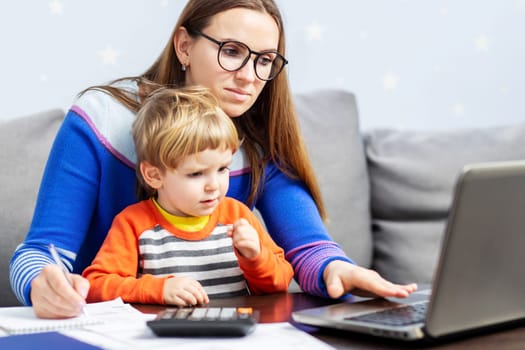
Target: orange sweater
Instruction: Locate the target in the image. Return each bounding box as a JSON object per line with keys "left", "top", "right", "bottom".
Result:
{"left": 82, "top": 198, "right": 293, "bottom": 304}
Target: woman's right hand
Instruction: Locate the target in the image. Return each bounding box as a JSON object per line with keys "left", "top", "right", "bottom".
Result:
{"left": 323, "top": 260, "right": 417, "bottom": 299}
{"left": 30, "top": 264, "right": 90, "bottom": 319}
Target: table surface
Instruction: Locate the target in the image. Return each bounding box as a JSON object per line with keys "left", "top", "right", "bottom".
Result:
{"left": 135, "top": 292, "right": 525, "bottom": 350}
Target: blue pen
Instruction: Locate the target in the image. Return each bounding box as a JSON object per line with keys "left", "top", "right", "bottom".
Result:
{"left": 48, "top": 244, "right": 87, "bottom": 315}
{"left": 48, "top": 243, "right": 74, "bottom": 286}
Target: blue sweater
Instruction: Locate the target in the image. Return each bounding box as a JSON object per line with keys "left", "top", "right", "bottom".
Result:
{"left": 10, "top": 82, "right": 352, "bottom": 305}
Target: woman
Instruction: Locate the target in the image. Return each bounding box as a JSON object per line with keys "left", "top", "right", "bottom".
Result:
{"left": 10, "top": 0, "right": 416, "bottom": 319}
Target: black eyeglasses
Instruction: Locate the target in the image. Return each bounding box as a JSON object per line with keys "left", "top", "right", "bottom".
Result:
{"left": 190, "top": 29, "right": 288, "bottom": 81}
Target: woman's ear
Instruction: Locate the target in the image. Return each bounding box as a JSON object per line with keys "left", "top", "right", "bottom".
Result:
{"left": 173, "top": 26, "right": 192, "bottom": 67}
{"left": 140, "top": 161, "right": 163, "bottom": 190}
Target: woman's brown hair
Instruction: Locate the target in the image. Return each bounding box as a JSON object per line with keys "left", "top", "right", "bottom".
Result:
{"left": 81, "top": 0, "right": 327, "bottom": 219}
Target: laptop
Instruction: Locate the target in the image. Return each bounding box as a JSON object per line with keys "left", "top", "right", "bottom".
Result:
{"left": 292, "top": 160, "right": 525, "bottom": 341}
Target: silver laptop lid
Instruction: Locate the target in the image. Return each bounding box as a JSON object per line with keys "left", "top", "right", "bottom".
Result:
{"left": 426, "top": 160, "right": 525, "bottom": 338}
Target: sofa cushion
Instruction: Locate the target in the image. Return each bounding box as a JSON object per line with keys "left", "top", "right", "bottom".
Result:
{"left": 0, "top": 109, "right": 64, "bottom": 306}
{"left": 295, "top": 89, "right": 372, "bottom": 267}
{"left": 365, "top": 123, "right": 525, "bottom": 284}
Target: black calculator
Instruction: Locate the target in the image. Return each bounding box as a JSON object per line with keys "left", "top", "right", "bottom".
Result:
{"left": 147, "top": 307, "right": 258, "bottom": 337}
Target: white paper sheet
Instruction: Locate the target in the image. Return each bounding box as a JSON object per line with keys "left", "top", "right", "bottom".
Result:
{"left": 1, "top": 298, "right": 335, "bottom": 349}
{"left": 66, "top": 321, "right": 336, "bottom": 350}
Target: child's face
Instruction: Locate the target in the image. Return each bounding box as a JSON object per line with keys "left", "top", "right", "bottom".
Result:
{"left": 155, "top": 148, "right": 233, "bottom": 217}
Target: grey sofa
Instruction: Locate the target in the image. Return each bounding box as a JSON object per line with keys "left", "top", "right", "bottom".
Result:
{"left": 1, "top": 90, "right": 524, "bottom": 307}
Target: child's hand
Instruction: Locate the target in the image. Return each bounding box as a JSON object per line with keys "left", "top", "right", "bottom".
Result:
{"left": 163, "top": 276, "right": 209, "bottom": 306}
{"left": 228, "top": 218, "right": 261, "bottom": 259}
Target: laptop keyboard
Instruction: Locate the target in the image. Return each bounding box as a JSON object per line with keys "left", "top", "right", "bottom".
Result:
{"left": 345, "top": 302, "right": 428, "bottom": 326}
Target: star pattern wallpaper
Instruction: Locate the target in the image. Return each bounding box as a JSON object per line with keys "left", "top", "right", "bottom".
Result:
{"left": 0, "top": 0, "right": 523, "bottom": 130}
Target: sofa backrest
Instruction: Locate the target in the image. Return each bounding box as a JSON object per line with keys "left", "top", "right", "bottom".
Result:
{"left": 294, "top": 89, "right": 372, "bottom": 267}
{"left": 0, "top": 109, "right": 64, "bottom": 306}
{"left": 365, "top": 123, "right": 525, "bottom": 284}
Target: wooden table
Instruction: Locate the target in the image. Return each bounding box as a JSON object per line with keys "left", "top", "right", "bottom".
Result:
{"left": 136, "top": 292, "right": 525, "bottom": 350}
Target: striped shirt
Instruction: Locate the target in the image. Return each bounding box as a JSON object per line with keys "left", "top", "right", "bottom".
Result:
{"left": 139, "top": 224, "right": 248, "bottom": 298}
{"left": 82, "top": 198, "right": 293, "bottom": 304}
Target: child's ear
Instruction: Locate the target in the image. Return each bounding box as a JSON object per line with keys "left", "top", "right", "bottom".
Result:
{"left": 140, "top": 162, "right": 163, "bottom": 189}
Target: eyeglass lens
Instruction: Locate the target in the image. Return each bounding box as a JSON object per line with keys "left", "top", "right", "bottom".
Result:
{"left": 218, "top": 41, "right": 285, "bottom": 81}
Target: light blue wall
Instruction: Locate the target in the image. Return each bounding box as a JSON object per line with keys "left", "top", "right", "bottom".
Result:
{"left": 1, "top": 1, "right": 523, "bottom": 130}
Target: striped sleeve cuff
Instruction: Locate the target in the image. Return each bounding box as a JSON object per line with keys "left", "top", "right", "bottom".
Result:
{"left": 10, "top": 248, "right": 55, "bottom": 305}
{"left": 286, "top": 241, "right": 353, "bottom": 298}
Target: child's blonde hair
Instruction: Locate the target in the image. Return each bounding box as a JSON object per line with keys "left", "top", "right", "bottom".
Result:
{"left": 132, "top": 86, "right": 239, "bottom": 198}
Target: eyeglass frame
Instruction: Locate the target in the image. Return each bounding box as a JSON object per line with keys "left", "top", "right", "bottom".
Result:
{"left": 187, "top": 28, "right": 288, "bottom": 81}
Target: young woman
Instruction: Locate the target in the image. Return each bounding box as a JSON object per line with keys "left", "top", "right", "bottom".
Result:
{"left": 10, "top": 0, "right": 416, "bottom": 319}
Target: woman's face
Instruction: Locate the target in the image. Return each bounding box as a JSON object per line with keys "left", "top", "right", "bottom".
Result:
{"left": 180, "top": 8, "right": 280, "bottom": 117}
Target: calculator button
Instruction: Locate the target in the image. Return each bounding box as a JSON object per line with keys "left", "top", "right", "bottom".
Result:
{"left": 189, "top": 308, "right": 207, "bottom": 320}
{"left": 236, "top": 307, "right": 253, "bottom": 318}
{"left": 174, "top": 308, "right": 193, "bottom": 319}
{"left": 205, "top": 308, "right": 221, "bottom": 320}
{"left": 160, "top": 309, "right": 176, "bottom": 319}
{"left": 219, "top": 307, "right": 237, "bottom": 320}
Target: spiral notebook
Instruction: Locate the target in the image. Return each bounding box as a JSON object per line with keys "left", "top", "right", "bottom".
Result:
{"left": 0, "top": 307, "right": 103, "bottom": 335}
{"left": 0, "top": 297, "right": 142, "bottom": 335}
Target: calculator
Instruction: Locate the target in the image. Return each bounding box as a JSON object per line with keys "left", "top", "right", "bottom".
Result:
{"left": 146, "top": 307, "right": 258, "bottom": 337}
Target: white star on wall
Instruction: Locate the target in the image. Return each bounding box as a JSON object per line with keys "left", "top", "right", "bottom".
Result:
{"left": 439, "top": 7, "right": 449, "bottom": 16}
{"left": 49, "top": 0, "right": 63, "bottom": 15}
{"left": 383, "top": 72, "right": 400, "bottom": 90}
{"left": 475, "top": 34, "right": 489, "bottom": 51}
{"left": 515, "top": 0, "right": 525, "bottom": 9}
{"left": 98, "top": 45, "right": 120, "bottom": 65}
{"left": 305, "top": 21, "right": 324, "bottom": 42}
{"left": 452, "top": 103, "right": 465, "bottom": 116}
{"left": 335, "top": 77, "right": 345, "bottom": 87}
